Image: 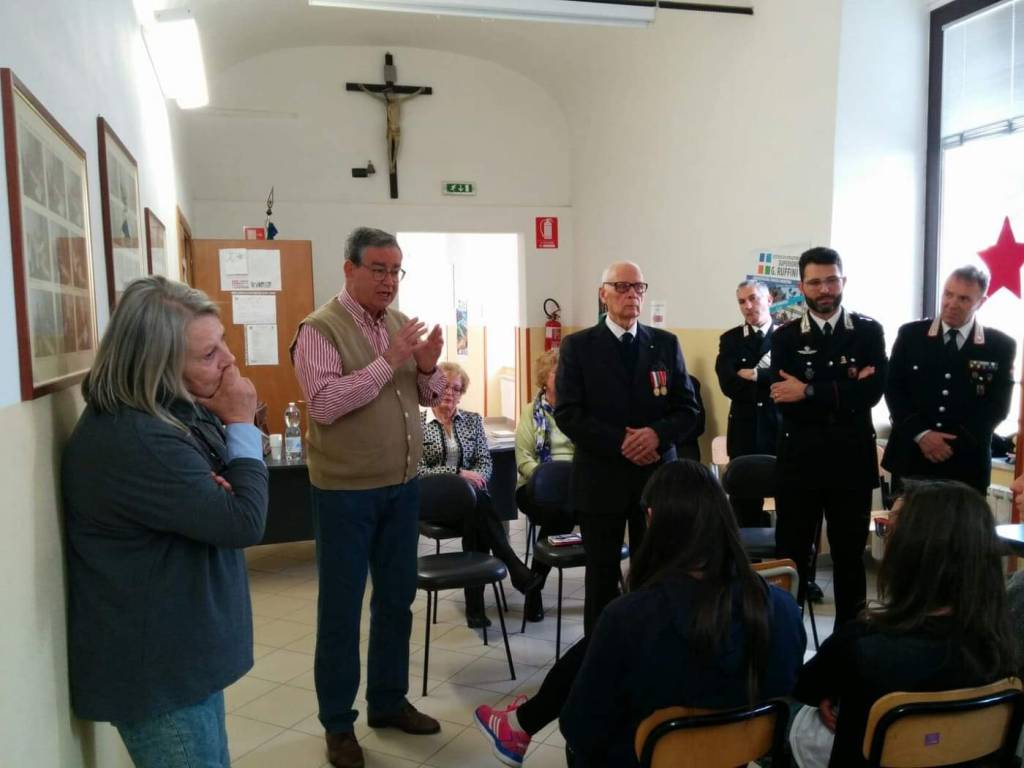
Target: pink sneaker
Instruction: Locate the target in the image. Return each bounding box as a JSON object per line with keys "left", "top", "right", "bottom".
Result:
{"left": 474, "top": 698, "right": 531, "bottom": 766}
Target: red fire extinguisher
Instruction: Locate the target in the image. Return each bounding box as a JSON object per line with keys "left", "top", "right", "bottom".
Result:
{"left": 544, "top": 298, "right": 562, "bottom": 351}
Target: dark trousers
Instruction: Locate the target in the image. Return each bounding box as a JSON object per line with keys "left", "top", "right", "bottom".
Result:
{"left": 775, "top": 488, "right": 872, "bottom": 626}
{"left": 516, "top": 484, "right": 576, "bottom": 584}
{"left": 420, "top": 487, "right": 523, "bottom": 610}
{"left": 517, "top": 637, "right": 589, "bottom": 735}
{"left": 311, "top": 481, "right": 419, "bottom": 733}
{"left": 581, "top": 509, "right": 646, "bottom": 634}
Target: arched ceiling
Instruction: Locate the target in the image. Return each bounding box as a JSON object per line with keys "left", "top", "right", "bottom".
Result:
{"left": 154, "top": 0, "right": 724, "bottom": 103}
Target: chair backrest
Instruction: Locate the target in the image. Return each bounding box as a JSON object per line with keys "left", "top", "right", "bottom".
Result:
{"left": 862, "top": 677, "right": 1024, "bottom": 767}
{"left": 418, "top": 473, "right": 477, "bottom": 520}
{"left": 752, "top": 558, "right": 800, "bottom": 600}
{"left": 530, "top": 460, "right": 573, "bottom": 508}
{"left": 721, "top": 454, "right": 776, "bottom": 501}
{"left": 710, "top": 435, "right": 729, "bottom": 476}
{"left": 635, "top": 700, "right": 790, "bottom": 768}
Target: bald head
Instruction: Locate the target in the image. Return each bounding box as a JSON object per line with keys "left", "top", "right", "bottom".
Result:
{"left": 601, "top": 261, "right": 643, "bottom": 284}
{"left": 599, "top": 261, "right": 647, "bottom": 330}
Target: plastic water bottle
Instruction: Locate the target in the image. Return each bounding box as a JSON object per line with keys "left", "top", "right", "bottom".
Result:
{"left": 284, "top": 402, "right": 302, "bottom": 462}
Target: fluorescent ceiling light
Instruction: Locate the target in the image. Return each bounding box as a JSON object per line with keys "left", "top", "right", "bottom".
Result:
{"left": 142, "top": 8, "right": 209, "bottom": 109}
{"left": 308, "top": 0, "right": 656, "bottom": 27}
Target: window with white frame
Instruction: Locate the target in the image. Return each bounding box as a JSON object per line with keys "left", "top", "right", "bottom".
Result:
{"left": 928, "top": 0, "right": 1024, "bottom": 438}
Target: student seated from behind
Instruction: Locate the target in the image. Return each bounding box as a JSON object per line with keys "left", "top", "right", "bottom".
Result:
{"left": 475, "top": 460, "right": 806, "bottom": 767}
{"left": 790, "top": 480, "right": 1020, "bottom": 768}
{"left": 419, "top": 361, "right": 540, "bottom": 628}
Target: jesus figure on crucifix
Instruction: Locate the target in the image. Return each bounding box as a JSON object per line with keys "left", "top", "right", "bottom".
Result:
{"left": 347, "top": 52, "right": 433, "bottom": 199}
{"left": 357, "top": 85, "right": 425, "bottom": 175}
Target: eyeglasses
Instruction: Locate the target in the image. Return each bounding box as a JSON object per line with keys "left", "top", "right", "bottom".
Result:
{"left": 803, "top": 276, "right": 843, "bottom": 290}
{"left": 443, "top": 383, "right": 464, "bottom": 395}
{"left": 360, "top": 264, "right": 407, "bottom": 283}
{"left": 603, "top": 281, "right": 649, "bottom": 295}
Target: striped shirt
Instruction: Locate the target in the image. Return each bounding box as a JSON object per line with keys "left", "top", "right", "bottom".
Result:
{"left": 293, "top": 288, "right": 445, "bottom": 425}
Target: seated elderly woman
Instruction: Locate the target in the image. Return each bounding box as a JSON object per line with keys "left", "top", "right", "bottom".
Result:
{"left": 515, "top": 349, "right": 575, "bottom": 622}
{"left": 790, "top": 480, "right": 1020, "bottom": 768}
{"left": 419, "top": 361, "right": 540, "bottom": 628}
{"left": 62, "top": 276, "right": 269, "bottom": 767}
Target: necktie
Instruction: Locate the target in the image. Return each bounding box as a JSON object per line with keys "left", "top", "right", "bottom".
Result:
{"left": 620, "top": 332, "right": 637, "bottom": 372}
{"left": 822, "top": 322, "right": 832, "bottom": 337}
{"left": 945, "top": 329, "right": 959, "bottom": 354}
{"left": 752, "top": 326, "right": 764, "bottom": 341}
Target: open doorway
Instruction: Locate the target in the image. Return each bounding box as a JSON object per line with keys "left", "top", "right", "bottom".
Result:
{"left": 397, "top": 232, "right": 520, "bottom": 421}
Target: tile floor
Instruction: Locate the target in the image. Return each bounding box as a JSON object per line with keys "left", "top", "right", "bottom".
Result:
{"left": 227, "top": 517, "right": 862, "bottom": 767}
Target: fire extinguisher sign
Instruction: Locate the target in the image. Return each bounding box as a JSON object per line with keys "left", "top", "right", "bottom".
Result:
{"left": 536, "top": 217, "right": 559, "bottom": 249}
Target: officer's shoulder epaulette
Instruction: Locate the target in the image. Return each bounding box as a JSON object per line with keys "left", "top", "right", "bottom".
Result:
{"left": 851, "top": 312, "right": 879, "bottom": 325}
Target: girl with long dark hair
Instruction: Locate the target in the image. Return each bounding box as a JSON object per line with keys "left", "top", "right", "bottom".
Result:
{"left": 791, "top": 480, "right": 1020, "bottom": 767}
{"left": 475, "top": 460, "right": 805, "bottom": 766}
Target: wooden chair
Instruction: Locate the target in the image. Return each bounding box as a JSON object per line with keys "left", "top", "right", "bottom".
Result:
{"left": 752, "top": 558, "right": 800, "bottom": 601}
{"left": 634, "top": 700, "right": 790, "bottom": 768}
{"left": 862, "top": 677, "right": 1024, "bottom": 767}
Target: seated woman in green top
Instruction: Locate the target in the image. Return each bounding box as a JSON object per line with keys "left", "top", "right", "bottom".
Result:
{"left": 515, "top": 349, "right": 576, "bottom": 622}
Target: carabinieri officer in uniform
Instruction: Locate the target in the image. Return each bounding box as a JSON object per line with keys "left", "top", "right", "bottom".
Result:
{"left": 769, "top": 247, "right": 887, "bottom": 627}
{"left": 882, "top": 265, "right": 1015, "bottom": 494}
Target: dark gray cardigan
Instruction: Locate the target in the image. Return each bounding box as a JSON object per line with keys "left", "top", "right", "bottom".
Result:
{"left": 62, "top": 401, "right": 268, "bottom": 722}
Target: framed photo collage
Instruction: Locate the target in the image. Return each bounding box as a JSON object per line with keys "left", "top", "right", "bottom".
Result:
{"left": 2, "top": 68, "right": 163, "bottom": 400}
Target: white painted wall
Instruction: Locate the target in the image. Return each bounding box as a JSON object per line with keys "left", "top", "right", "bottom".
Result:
{"left": 184, "top": 46, "right": 575, "bottom": 327}
{"left": 564, "top": 0, "right": 845, "bottom": 329}
{"left": 0, "top": 0, "right": 186, "bottom": 764}
{"left": 830, "top": 0, "right": 929, "bottom": 334}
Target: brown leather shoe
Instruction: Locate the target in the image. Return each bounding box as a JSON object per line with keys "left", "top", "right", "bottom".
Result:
{"left": 326, "top": 731, "right": 365, "bottom": 768}
{"left": 367, "top": 702, "right": 441, "bottom": 734}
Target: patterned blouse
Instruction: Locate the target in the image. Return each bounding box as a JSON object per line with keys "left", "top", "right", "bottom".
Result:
{"left": 418, "top": 409, "right": 493, "bottom": 482}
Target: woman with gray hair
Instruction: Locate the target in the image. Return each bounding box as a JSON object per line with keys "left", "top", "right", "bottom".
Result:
{"left": 62, "top": 276, "right": 269, "bottom": 767}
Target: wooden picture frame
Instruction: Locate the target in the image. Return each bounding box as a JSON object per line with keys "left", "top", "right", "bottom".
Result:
{"left": 145, "top": 207, "right": 167, "bottom": 277}
{"left": 2, "top": 69, "right": 98, "bottom": 401}
{"left": 97, "top": 116, "right": 145, "bottom": 309}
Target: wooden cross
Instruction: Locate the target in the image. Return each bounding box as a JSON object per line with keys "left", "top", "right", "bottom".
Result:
{"left": 346, "top": 53, "right": 433, "bottom": 199}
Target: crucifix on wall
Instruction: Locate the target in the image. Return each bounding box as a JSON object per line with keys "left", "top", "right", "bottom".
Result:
{"left": 347, "top": 53, "right": 433, "bottom": 199}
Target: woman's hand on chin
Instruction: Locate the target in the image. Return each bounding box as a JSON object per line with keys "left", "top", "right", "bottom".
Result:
{"left": 194, "top": 366, "right": 257, "bottom": 425}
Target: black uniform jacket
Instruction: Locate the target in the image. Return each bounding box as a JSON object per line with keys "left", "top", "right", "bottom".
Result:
{"left": 715, "top": 323, "right": 779, "bottom": 457}
{"left": 554, "top": 322, "right": 700, "bottom": 517}
{"left": 882, "top": 318, "right": 1015, "bottom": 492}
{"left": 770, "top": 309, "right": 887, "bottom": 491}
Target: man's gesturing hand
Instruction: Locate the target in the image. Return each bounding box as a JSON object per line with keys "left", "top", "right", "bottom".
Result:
{"left": 384, "top": 318, "right": 427, "bottom": 369}
{"left": 414, "top": 324, "right": 444, "bottom": 373}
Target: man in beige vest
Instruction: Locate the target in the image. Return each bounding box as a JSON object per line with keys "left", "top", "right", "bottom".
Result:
{"left": 291, "top": 227, "right": 444, "bottom": 768}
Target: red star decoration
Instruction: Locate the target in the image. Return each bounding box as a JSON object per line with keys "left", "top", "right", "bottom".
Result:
{"left": 977, "top": 216, "right": 1024, "bottom": 299}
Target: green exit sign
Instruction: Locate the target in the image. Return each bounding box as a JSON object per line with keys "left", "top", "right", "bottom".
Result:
{"left": 443, "top": 182, "right": 476, "bottom": 196}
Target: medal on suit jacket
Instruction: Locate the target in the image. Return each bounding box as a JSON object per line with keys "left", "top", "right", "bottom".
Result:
{"left": 650, "top": 366, "right": 668, "bottom": 396}
{"left": 969, "top": 359, "right": 998, "bottom": 396}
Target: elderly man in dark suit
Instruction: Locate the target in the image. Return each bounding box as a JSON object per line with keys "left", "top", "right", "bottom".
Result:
{"left": 770, "top": 247, "right": 887, "bottom": 627}
{"left": 555, "top": 261, "right": 700, "bottom": 633}
{"left": 883, "top": 265, "right": 1016, "bottom": 494}
{"left": 715, "top": 279, "right": 779, "bottom": 527}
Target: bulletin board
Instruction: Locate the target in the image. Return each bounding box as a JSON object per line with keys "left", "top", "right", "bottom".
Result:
{"left": 191, "top": 239, "right": 314, "bottom": 435}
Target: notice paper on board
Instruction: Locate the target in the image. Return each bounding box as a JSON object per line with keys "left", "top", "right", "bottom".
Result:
{"left": 245, "top": 324, "right": 279, "bottom": 366}
{"left": 220, "top": 248, "right": 282, "bottom": 291}
{"left": 232, "top": 293, "right": 277, "bottom": 325}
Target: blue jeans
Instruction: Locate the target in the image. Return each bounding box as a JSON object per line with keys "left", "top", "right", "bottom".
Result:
{"left": 312, "top": 480, "right": 420, "bottom": 733}
{"left": 113, "top": 691, "right": 228, "bottom": 767}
